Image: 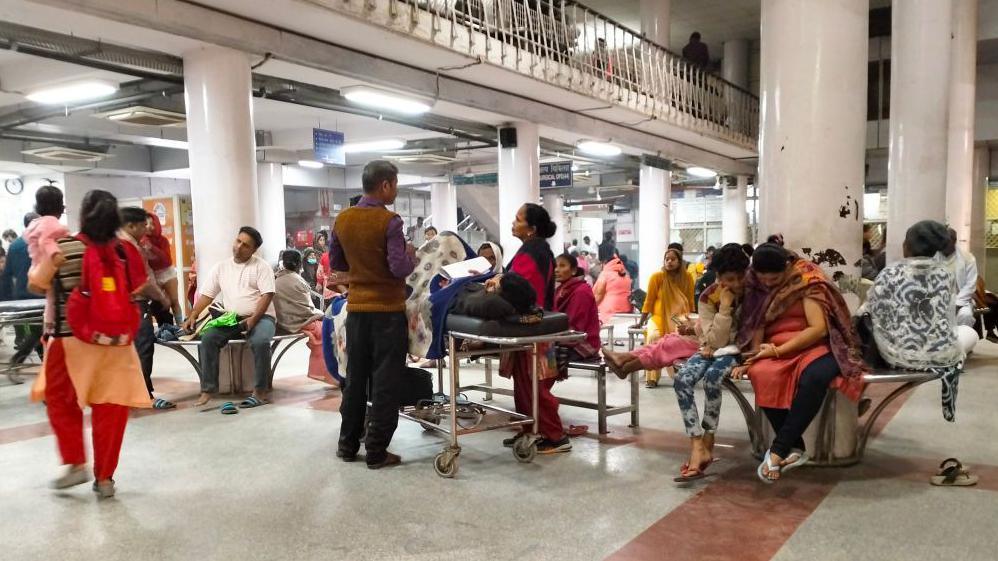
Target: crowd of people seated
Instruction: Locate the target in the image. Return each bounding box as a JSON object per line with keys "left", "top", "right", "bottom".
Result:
{"left": 1, "top": 158, "right": 988, "bottom": 494}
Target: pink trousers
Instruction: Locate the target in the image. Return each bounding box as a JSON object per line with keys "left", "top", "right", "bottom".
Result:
{"left": 632, "top": 333, "right": 699, "bottom": 370}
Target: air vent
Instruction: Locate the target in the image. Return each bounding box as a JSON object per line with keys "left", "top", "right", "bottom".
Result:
{"left": 93, "top": 105, "right": 186, "bottom": 127}
{"left": 386, "top": 153, "right": 456, "bottom": 165}
{"left": 22, "top": 146, "right": 110, "bottom": 162}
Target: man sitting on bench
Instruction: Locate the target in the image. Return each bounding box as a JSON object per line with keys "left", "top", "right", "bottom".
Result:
{"left": 183, "top": 226, "right": 276, "bottom": 407}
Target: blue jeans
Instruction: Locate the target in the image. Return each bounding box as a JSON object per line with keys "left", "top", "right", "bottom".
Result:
{"left": 198, "top": 315, "right": 276, "bottom": 393}
{"left": 673, "top": 353, "right": 738, "bottom": 437}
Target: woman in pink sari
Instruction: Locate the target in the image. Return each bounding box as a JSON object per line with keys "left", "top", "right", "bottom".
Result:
{"left": 594, "top": 255, "right": 633, "bottom": 323}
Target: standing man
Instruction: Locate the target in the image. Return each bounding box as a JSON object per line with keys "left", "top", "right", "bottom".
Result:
{"left": 119, "top": 207, "right": 176, "bottom": 409}
{"left": 183, "top": 226, "right": 276, "bottom": 407}
{"left": 330, "top": 160, "right": 416, "bottom": 469}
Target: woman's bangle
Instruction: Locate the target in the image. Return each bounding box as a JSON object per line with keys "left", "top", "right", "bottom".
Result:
{"left": 773, "top": 346, "right": 781, "bottom": 358}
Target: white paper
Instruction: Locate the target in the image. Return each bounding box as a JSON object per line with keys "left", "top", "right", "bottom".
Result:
{"left": 712, "top": 345, "right": 741, "bottom": 357}
{"left": 440, "top": 257, "right": 492, "bottom": 280}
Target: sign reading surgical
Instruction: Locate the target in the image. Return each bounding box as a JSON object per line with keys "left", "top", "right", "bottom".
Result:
{"left": 539, "top": 161, "right": 573, "bottom": 189}
{"left": 312, "top": 128, "right": 345, "bottom": 166}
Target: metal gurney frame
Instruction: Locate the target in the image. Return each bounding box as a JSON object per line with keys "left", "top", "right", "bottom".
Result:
{"left": 0, "top": 299, "right": 46, "bottom": 385}
{"left": 399, "top": 329, "right": 583, "bottom": 478}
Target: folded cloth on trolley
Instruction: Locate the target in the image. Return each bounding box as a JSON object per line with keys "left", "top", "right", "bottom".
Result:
{"left": 446, "top": 311, "right": 570, "bottom": 339}
{"left": 0, "top": 298, "right": 46, "bottom": 318}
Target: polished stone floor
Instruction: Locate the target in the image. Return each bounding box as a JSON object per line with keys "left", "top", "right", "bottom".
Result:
{"left": 1, "top": 329, "right": 995, "bottom": 561}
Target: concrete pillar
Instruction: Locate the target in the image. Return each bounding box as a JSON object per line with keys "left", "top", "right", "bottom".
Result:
{"left": 497, "top": 122, "right": 539, "bottom": 260}
{"left": 721, "top": 39, "right": 750, "bottom": 89}
{"left": 945, "top": 0, "right": 978, "bottom": 251}
{"left": 971, "top": 145, "right": 989, "bottom": 274}
{"left": 640, "top": 0, "right": 671, "bottom": 49}
{"left": 886, "top": 0, "right": 954, "bottom": 262}
{"left": 758, "top": 0, "right": 868, "bottom": 279}
{"left": 723, "top": 175, "right": 749, "bottom": 244}
{"left": 638, "top": 161, "right": 671, "bottom": 290}
{"left": 542, "top": 193, "right": 565, "bottom": 256}
{"left": 256, "top": 162, "right": 285, "bottom": 266}
{"left": 183, "top": 46, "right": 259, "bottom": 275}
{"left": 430, "top": 181, "right": 458, "bottom": 233}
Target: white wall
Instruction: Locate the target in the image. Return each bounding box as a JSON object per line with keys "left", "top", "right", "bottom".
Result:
{"left": 62, "top": 174, "right": 190, "bottom": 231}
{"left": 0, "top": 174, "right": 66, "bottom": 239}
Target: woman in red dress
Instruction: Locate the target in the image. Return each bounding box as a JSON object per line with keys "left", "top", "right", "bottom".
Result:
{"left": 735, "top": 243, "right": 866, "bottom": 483}
{"left": 487, "top": 204, "right": 569, "bottom": 454}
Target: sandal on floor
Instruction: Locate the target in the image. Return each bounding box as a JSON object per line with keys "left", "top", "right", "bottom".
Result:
{"left": 757, "top": 449, "right": 780, "bottom": 484}
{"left": 238, "top": 395, "right": 268, "bottom": 409}
{"left": 153, "top": 398, "right": 177, "bottom": 410}
{"left": 219, "top": 401, "right": 239, "bottom": 415}
{"left": 930, "top": 458, "right": 979, "bottom": 487}
{"left": 781, "top": 449, "right": 810, "bottom": 474}
{"left": 566, "top": 425, "right": 588, "bottom": 437}
{"left": 674, "top": 458, "right": 719, "bottom": 483}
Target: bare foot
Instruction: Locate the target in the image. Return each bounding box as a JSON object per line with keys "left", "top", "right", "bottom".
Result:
{"left": 195, "top": 393, "right": 212, "bottom": 407}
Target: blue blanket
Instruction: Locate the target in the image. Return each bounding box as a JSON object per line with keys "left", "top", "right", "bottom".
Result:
{"left": 425, "top": 271, "right": 495, "bottom": 359}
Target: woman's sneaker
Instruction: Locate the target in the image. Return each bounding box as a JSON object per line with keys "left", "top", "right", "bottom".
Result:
{"left": 51, "top": 466, "right": 90, "bottom": 489}
{"left": 92, "top": 479, "right": 115, "bottom": 499}
{"left": 537, "top": 436, "right": 572, "bottom": 454}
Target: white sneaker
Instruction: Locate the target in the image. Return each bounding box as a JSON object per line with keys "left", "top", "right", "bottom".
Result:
{"left": 52, "top": 466, "right": 91, "bottom": 489}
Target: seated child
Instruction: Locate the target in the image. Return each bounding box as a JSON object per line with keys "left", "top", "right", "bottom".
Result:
{"left": 142, "top": 212, "right": 182, "bottom": 323}
{"left": 24, "top": 185, "right": 69, "bottom": 295}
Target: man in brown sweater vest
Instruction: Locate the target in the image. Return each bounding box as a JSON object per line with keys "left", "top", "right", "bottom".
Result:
{"left": 329, "top": 160, "right": 416, "bottom": 469}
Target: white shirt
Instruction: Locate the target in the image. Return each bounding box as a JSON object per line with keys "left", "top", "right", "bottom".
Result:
{"left": 201, "top": 255, "right": 277, "bottom": 318}
{"left": 936, "top": 249, "right": 978, "bottom": 308}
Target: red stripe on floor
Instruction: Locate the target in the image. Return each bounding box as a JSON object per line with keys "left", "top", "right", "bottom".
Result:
{"left": 604, "top": 382, "right": 920, "bottom": 561}
{"left": 0, "top": 420, "right": 53, "bottom": 445}
{"left": 607, "top": 466, "right": 841, "bottom": 561}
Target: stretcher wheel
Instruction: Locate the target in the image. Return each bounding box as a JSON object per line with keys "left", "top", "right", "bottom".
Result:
{"left": 434, "top": 451, "right": 459, "bottom": 478}
{"left": 512, "top": 439, "right": 536, "bottom": 463}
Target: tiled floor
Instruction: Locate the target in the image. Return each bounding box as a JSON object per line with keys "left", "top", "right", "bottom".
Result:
{"left": 1, "top": 332, "right": 995, "bottom": 561}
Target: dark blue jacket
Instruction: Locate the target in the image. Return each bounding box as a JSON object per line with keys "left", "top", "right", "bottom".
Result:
{"left": 0, "top": 237, "right": 31, "bottom": 300}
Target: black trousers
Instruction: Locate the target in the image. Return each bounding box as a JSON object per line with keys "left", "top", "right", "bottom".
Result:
{"left": 134, "top": 303, "right": 155, "bottom": 396}
{"left": 762, "top": 353, "right": 840, "bottom": 458}
{"left": 338, "top": 311, "right": 407, "bottom": 464}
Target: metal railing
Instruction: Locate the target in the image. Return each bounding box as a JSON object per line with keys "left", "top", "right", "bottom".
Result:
{"left": 315, "top": 0, "right": 759, "bottom": 149}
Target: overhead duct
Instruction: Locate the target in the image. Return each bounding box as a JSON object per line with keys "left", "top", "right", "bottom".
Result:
{"left": 0, "top": 21, "right": 183, "bottom": 80}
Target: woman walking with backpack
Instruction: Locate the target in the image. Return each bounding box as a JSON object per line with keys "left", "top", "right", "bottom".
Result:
{"left": 30, "top": 190, "right": 153, "bottom": 499}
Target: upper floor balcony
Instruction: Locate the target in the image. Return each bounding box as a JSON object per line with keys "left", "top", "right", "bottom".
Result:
{"left": 305, "top": 0, "right": 759, "bottom": 153}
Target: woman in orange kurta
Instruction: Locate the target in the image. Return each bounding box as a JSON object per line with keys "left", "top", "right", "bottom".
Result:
{"left": 31, "top": 190, "right": 152, "bottom": 499}
{"left": 734, "top": 243, "right": 866, "bottom": 484}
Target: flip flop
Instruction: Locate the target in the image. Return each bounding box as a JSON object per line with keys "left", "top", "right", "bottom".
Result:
{"left": 219, "top": 402, "right": 239, "bottom": 415}
{"left": 930, "top": 458, "right": 979, "bottom": 487}
{"left": 781, "top": 449, "right": 810, "bottom": 474}
{"left": 674, "top": 458, "right": 720, "bottom": 483}
{"left": 757, "top": 449, "right": 780, "bottom": 484}
{"left": 566, "top": 425, "right": 588, "bottom": 437}
{"left": 238, "top": 395, "right": 268, "bottom": 409}
{"left": 152, "top": 398, "right": 177, "bottom": 410}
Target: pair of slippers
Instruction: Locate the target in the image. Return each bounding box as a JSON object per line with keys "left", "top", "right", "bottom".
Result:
{"left": 218, "top": 396, "right": 268, "bottom": 415}
{"left": 930, "top": 458, "right": 978, "bottom": 487}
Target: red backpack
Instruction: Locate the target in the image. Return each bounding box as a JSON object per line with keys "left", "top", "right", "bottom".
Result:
{"left": 66, "top": 235, "right": 140, "bottom": 345}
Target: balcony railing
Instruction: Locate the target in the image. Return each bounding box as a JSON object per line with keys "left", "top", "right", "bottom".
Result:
{"left": 308, "top": 0, "right": 759, "bottom": 150}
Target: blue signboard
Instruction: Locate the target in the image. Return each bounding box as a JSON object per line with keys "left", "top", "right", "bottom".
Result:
{"left": 313, "top": 128, "right": 345, "bottom": 166}
{"left": 539, "top": 161, "right": 573, "bottom": 189}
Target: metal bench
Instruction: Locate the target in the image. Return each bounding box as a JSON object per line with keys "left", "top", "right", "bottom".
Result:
{"left": 154, "top": 334, "right": 307, "bottom": 394}
{"left": 0, "top": 299, "right": 45, "bottom": 385}
{"left": 723, "top": 369, "right": 943, "bottom": 467}
{"left": 463, "top": 356, "right": 640, "bottom": 435}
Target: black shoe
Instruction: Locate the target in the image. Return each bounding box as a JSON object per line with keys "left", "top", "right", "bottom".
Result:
{"left": 336, "top": 449, "right": 358, "bottom": 463}
{"left": 502, "top": 435, "right": 522, "bottom": 448}
{"left": 367, "top": 452, "right": 402, "bottom": 470}
{"left": 537, "top": 436, "right": 572, "bottom": 455}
